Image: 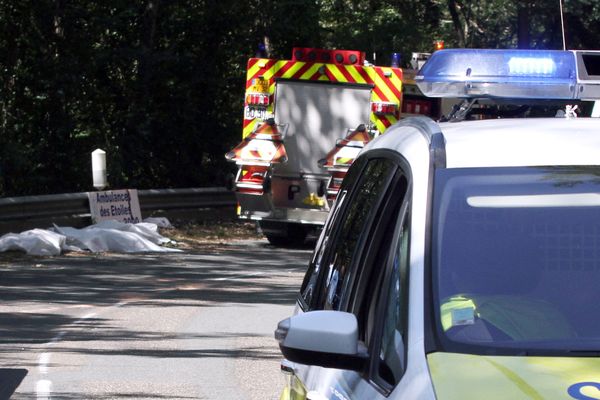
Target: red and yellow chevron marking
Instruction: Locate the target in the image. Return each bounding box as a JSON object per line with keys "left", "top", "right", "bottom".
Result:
{"left": 335, "top": 157, "right": 354, "bottom": 166}
{"left": 242, "top": 58, "right": 403, "bottom": 138}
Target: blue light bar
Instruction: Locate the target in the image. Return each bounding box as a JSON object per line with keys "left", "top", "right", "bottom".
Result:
{"left": 415, "top": 49, "right": 577, "bottom": 99}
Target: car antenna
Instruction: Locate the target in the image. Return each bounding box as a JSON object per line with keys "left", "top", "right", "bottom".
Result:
{"left": 559, "top": 0, "right": 567, "bottom": 50}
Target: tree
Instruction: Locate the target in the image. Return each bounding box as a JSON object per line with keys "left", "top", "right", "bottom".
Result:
{"left": 441, "top": 0, "right": 578, "bottom": 50}
{"left": 318, "top": 0, "right": 443, "bottom": 66}
{"left": 1, "top": 0, "right": 600, "bottom": 197}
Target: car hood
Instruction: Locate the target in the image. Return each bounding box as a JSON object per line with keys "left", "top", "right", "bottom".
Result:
{"left": 428, "top": 352, "right": 600, "bottom": 400}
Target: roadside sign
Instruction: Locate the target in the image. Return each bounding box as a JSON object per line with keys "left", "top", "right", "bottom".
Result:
{"left": 88, "top": 189, "right": 142, "bottom": 224}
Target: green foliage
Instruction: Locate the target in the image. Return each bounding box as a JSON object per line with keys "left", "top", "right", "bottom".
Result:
{"left": 0, "top": 0, "right": 599, "bottom": 196}
{"left": 318, "top": 0, "right": 443, "bottom": 66}
{"left": 439, "top": 0, "right": 588, "bottom": 50}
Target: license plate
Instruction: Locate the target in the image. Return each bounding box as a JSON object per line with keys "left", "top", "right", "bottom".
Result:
{"left": 250, "top": 78, "right": 270, "bottom": 93}
{"left": 244, "top": 106, "right": 267, "bottom": 120}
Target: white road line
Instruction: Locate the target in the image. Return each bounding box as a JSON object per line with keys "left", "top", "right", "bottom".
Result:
{"left": 35, "top": 379, "right": 52, "bottom": 400}
{"left": 10, "top": 304, "right": 92, "bottom": 315}
{"left": 37, "top": 353, "right": 50, "bottom": 375}
{"left": 34, "top": 304, "right": 126, "bottom": 400}
{"left": 206, "top": 271, "right": 265, "bottom": 281}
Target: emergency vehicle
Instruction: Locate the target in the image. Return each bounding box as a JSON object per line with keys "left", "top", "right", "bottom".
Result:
{"left": 275, "top": 48, "right": 600, "bottom": 400}
{"left": 402, "top": 51, "right": 455, "bottom": 120}
{"left": 225, "top": 47, "right": 403, "bottom": 245}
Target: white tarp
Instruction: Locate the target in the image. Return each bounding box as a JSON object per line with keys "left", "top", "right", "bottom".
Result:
{"left": 0, "top": 220, "right": 181, "bottom": 256}
{"left": 0, "top": 229, "right": 67, "bottom": 256}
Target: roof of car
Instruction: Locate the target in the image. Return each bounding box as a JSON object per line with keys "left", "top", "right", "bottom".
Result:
{"left": 438, "top": 117, "right": 600, "bottom": 169}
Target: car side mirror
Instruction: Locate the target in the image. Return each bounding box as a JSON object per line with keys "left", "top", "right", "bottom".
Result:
{"left": 275, "top": 310, "right": 368, "bottom": 371}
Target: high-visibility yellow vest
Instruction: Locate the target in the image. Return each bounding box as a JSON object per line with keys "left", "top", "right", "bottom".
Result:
{"left": 441, "top": 294, "right": 575, "bottom": 340}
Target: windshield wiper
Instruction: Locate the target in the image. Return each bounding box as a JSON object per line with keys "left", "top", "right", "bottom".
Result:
{"left": 564, "top": 350, "right": 600, "bottom": 357}
{"left": 515, "top": 349, "right": 600, "bottom": 357}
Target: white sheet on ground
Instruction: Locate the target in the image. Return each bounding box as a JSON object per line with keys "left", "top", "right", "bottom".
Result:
{"left": 0, "top": 229, "right": 66, "bottom": 256}
{"left": 0, "top": 220, "right": 181, "bottom": 255}
{"left": 142, "top": 217, "right": 173, "bottom": 228}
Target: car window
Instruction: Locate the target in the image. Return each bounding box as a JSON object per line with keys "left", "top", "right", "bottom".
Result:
{"left": 299, "top": 157, "right": 366, "bottom": 310}
{"left": 377, "top": 213, "right": 410, "bottom": 387}
{"left": 341, "top": 168, "right": 410, "bottom": 392}
{"left": 300, "top": 190, "right": 347, "bottom": 308}
{"left": 317, "top": 158, "right": 396, "bottom": 311}
{"left": 310, "top": 160, "right": 408, "bottom": 393}
{"left": 301, "top": 152, "right": 411, "bottom": 392}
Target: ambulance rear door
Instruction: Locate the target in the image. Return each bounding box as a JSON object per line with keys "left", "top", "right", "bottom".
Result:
{"left": 272, "top": 80, "right": 372, "bottom": 212}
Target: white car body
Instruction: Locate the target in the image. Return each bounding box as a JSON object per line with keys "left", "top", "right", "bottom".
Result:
{"left": 276, "top": 49, "right": 600, "bottom": 400}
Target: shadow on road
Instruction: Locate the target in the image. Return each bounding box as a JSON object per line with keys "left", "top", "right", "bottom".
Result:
{"left": 0, "top": 240, "right": 311, "bottom": 359}
{"left": 0, "top": 241, "right": 310, "bottom": 306}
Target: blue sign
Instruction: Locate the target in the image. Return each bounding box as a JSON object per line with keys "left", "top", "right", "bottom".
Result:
{"left": 568, "top": 382, "right": 600, "bottom": 400}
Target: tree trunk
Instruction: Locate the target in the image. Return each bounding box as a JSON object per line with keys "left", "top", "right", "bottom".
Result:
{"left": 140, "top": 0, "right": 159, "bottom": 88}
{"left": 517, "top": 2, "right": 530, "bottom": 49}
{"left": 447, "top": 0, "right": 466, "bottom": 47}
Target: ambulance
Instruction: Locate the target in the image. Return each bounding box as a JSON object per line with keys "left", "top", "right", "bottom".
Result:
{"left": 275, "top": 48, "right": 600, "bottom": 400}
{"left": 225, "top": 48, "right": 403, "bottom": 245}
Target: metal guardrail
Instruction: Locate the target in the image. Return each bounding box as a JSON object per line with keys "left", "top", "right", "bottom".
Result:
{"left": 0, "top": 187, "right": 236, "bottom": 234}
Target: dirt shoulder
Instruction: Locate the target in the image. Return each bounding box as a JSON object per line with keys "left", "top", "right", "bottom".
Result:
{"left": 161, "top": 220, "right": 264, "bottom": 250}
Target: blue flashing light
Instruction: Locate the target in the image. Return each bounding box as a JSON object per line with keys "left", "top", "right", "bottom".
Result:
{"left": 256, "top": 43, "right": 267, "bottom": 58}
{"left": 508, "top": 56, "right": 556, "bottom": 75}
{"left": 415, "top": 49, "right": 578, "bottom": 99}
{"left": 391, "top": 52, "right": 401, "bottom": 68}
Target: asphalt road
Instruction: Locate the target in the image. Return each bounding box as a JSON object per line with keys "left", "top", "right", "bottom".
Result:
{"left": 0, "top": 239, "right": 311, "bottom": 400}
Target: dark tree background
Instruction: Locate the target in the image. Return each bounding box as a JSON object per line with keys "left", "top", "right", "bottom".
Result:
{"left": 0, "top": 0, "right": 597, "bottom": 196}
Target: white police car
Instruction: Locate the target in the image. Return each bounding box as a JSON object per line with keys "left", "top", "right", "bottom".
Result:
{"left": 275, "top": 49, "right": 600, "bottom": 400}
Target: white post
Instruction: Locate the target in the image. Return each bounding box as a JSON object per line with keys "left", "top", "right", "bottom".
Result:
{"left": 91, "top": 149, "right": 107, "bottom": 190}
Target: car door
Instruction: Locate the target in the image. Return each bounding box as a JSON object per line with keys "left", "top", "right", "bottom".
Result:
{"left": 285, "top": 149, "right": 412, "bottom": 400}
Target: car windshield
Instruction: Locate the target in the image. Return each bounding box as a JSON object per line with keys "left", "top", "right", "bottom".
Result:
{"left": 433, "top": 166, "right": 600, "bottom": 355}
